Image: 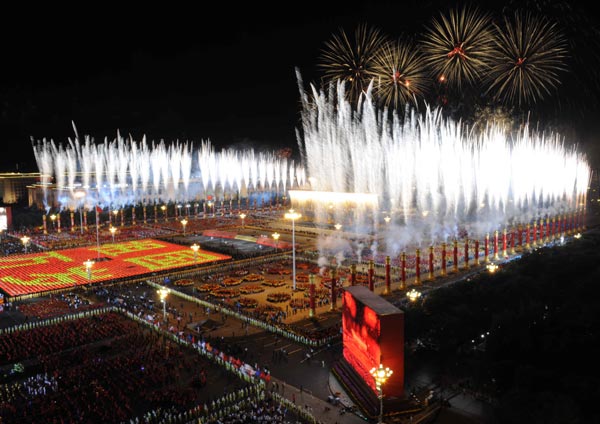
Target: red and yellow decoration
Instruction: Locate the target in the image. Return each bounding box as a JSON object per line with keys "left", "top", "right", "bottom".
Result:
{"left": 0, "top": 239, "right": 231, "bottom": 297}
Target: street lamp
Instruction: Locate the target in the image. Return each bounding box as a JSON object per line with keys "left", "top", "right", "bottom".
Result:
{"left": 284, "top": 209, "right": 301, "bottom": 291}
{"left": 207, "top": 201, "right": 214, "bottom": 217}
{"left": 272, "top": 232, "right": 280, "bottom": 252}
{"left": 83, "top": 259, "right": 94, "bottom": 282}
{"left": 74, "top": 190, "right": 86, "bottom": 235}
{"left": 370, "top": 363, "right": 393, "bottom": 424}
{"left": 109, "top": 226, "right": 117, "bottom": 243}
{"left": 161, "top": 205, "right": 167, "bottom": 222}
{"left": 181, "top": 218, "right": 188, "bottom": 236}
{"left": 20, "top": 235, "right": 30, "bottom": 254}
{"left": 384, "top": 216, "right": 391, "bottom": 224}
{"left": 157, "top": 287, "right": 170, "bottom": 322}
{"left": 112, "top": 209, "right": 119, "bottom": 226}
{"left": 190, "top": 243, "right": 200, "bottom": 261}
{"left": 50, "top": 214, "right": 57, "bottom": 231}
{"left": 239, "top": 212, "right": 247, "bottom": 228}
{"left": 334, "top": 223, "right": 342, "bottom": 231}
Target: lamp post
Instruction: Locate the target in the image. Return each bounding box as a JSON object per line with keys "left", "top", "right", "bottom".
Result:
{"left": 84, "top": 259, "right": 94, "bottom": 283}
{"left": 370, "top": 363, "right": 393, "bottom": 424}
{"left": 284, "top": 209, "right": 301, "bottom": 291}
{"left": 20, "top": 235, "right": 30, "bottom": 254}
{"left": 190, "top": 243, "right": 200, "bottom": 261}
{"left": 272, "top": 232, "right": 280, "bottom": 252}
{"left": 74, "top": 190, "right": 86, "bottom": 234}
{"left": 109, "top": 226, "right": 117, "bottom": 243}
{"left": 181, "top": 218, "right": 188, "bottom": 236}
{"left": 112, "top": 209, "right": 119, "bottom": 227}
{"left": 239, "top": 212, "right": 246, "bottom": 228}
{"left": 157, "top": 287, "right": 170, "bottom": 322}
{"left": 384, "top": 216, "right": 391, "bottom": 224}
{"left": 161, "top": 205, "right": 167, "bottom": 222}
{"left": 334, "top": 223, "right": 342, "bottom": 231}
{"left": 50, "top": 214, "right": 57, "bottom": 231}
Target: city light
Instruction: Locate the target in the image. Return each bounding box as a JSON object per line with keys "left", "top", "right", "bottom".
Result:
{"left": 370, "top": 363, "right": 393, "bottom": 424}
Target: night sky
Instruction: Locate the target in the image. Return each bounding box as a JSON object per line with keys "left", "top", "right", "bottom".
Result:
{"left": 2, "top": 1, "right": 600, "bottom": 172}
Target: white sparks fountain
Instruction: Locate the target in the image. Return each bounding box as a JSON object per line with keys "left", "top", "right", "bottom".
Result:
{"left": 32, "top": 127, "right": 307, "bottom": 213}
{"left": 294, "top": 70, "right": 591, "bottom": 260}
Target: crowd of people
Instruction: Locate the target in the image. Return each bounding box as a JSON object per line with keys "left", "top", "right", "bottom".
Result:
{"left": 0, "top": 311, "right": 249, "bottom": 423}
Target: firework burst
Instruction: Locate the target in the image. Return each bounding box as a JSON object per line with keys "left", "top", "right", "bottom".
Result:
{"left": 318, "top": 23, "right": 389, "bottom": 105}
{"left": 370, "top": 38, "right": 430, "bottom": 109}
{"left": 421, "top": 5, "right": 495, "bottom": 89}
{"left": 485, "top": 11, "right": 569, "bottom": 106}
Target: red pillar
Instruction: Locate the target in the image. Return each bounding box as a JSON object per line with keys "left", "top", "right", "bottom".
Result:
{"left": 415, "top": 248, "right": 421, "bottom": 285}
{"left": 441, "top": 243, "right": 447, "bottom": 276}
{"left": 330, "top": 268, "right": 337, "bottom": 311}
{"left": 464, "top": 239, "right": 469, "bottom": 269}
{"left": 484, "top": 233, "right": 489, "bottom": 263}
{"left": 493, "top": 230, "right": 499, "bottom": 260}
{"left": 428, "top": 246, "right": 434, "bottom": 280}
{"left": 70, "top": 211, "right": 75, "bottom": 232}
{"left": 526, "top": 224, "right": 531, "bottom": 249}
{"left": 453, "top": 239, "right": 459, "bottom": 273}
{"left": 502, "top": 229, "right": 507, "bottom": 257}
{"left": 474, "top": 239, "right": 480, "bottom": 265}
{"left": 532, "top": 219, "right": 538, "bottom": 246}
{"left": 400, "top": 252, "right": 406, "bottom": 290}
{"left": 384, "top": 256, "right": 391, "bottom": 295}
{"left": 43, "top": 214, "right": 47, "bottom": 235}
{"left": 368, "top": 260, "right": 375, "bottom": 291}
{"left": 309, "top": 274, "right": 316, "bottom": 317}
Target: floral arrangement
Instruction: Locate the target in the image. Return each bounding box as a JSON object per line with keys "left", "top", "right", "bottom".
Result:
{"left": 198, "top": 283, "right": 220, "bottom": 292}
{"left": 239, "top": 284, "right": 265, "bottom": 294}
{"left": 222, "top": 277, "right": 242, "bottom": 287}
{"left": 174, "top": 279, "right": 194, "bottom": 287}
{"left": 266, "top": 292, "right": 291, "bottom": 303}
{"left": 243, "top": 273, "right": 264, "bottom": 282}
{"left": 231, "top": 269, "right": 249, "bottom": 277}
{"left": 262, "top": 279, "right": 286, "bottom": 287}
{"left": 237, "top": 297, "right": 258, "bottom": 308}
{"left": 210, "top": 288, "right": 240, "bottom": 298}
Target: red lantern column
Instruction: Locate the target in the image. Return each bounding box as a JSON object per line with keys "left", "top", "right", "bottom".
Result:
{"left": 368, "top": 260, "right": 375, "bottom": 292}
{"left": 330, "top": 268, "right": 337, "bottom": 311}
{"left": 532, "top": 219, "right": 538, "bottom": 246}
{"left": 484, "top": 233, "right": 489, "bottom": 263}
{"left": 502, "top": 228, "right": 507, "bottom": 258}
{"left": 70, "top": 211, "right": 75, "bottom": 232}
{"left": 428, "top": 246, "right": 435, "bottom": 280}
{"left": 415, "top": 248, "right": 421, "bottom": 285}
{"left": 384, "top": 256, "right": 391, "bottom": 295}
{"left": 309, "top": 274, "right": 316, "bottom": 318}
{"left": 400, "top": 252, "right": 406, "bottom": 290}
{"left": 510, "top": 227, "right": 516, "bottom": 255}
{"left": 441, "top": 243, "right": 447, "bottom": 276}
{"left": 493, "top": 230, "right": 499, "bottom": 260}
{"left": 453, "top": 239, "right": 459, "bottom": 273}
{"left": 132, "top": 207, "right": 136, "bottom": 226}
{"left": 84, "top": 210, "right": 88, "bottom": 230}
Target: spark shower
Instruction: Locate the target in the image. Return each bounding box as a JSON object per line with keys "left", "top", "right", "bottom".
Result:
{"left": 32, "top": 76, "right": 590, "bottom": 252}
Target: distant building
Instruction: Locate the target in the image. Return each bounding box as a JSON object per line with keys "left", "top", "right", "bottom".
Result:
{"left": 0, "top": 172, "right": 43, "bottom": 204}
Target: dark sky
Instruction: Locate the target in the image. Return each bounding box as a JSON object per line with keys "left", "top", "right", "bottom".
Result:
{"left": 2, "top": 1, "right": 600, "bottom": 172}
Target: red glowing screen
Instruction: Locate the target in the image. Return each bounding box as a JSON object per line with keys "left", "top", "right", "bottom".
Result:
{"left": 342, "top": 286, "right": 404, "bottom": 397}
